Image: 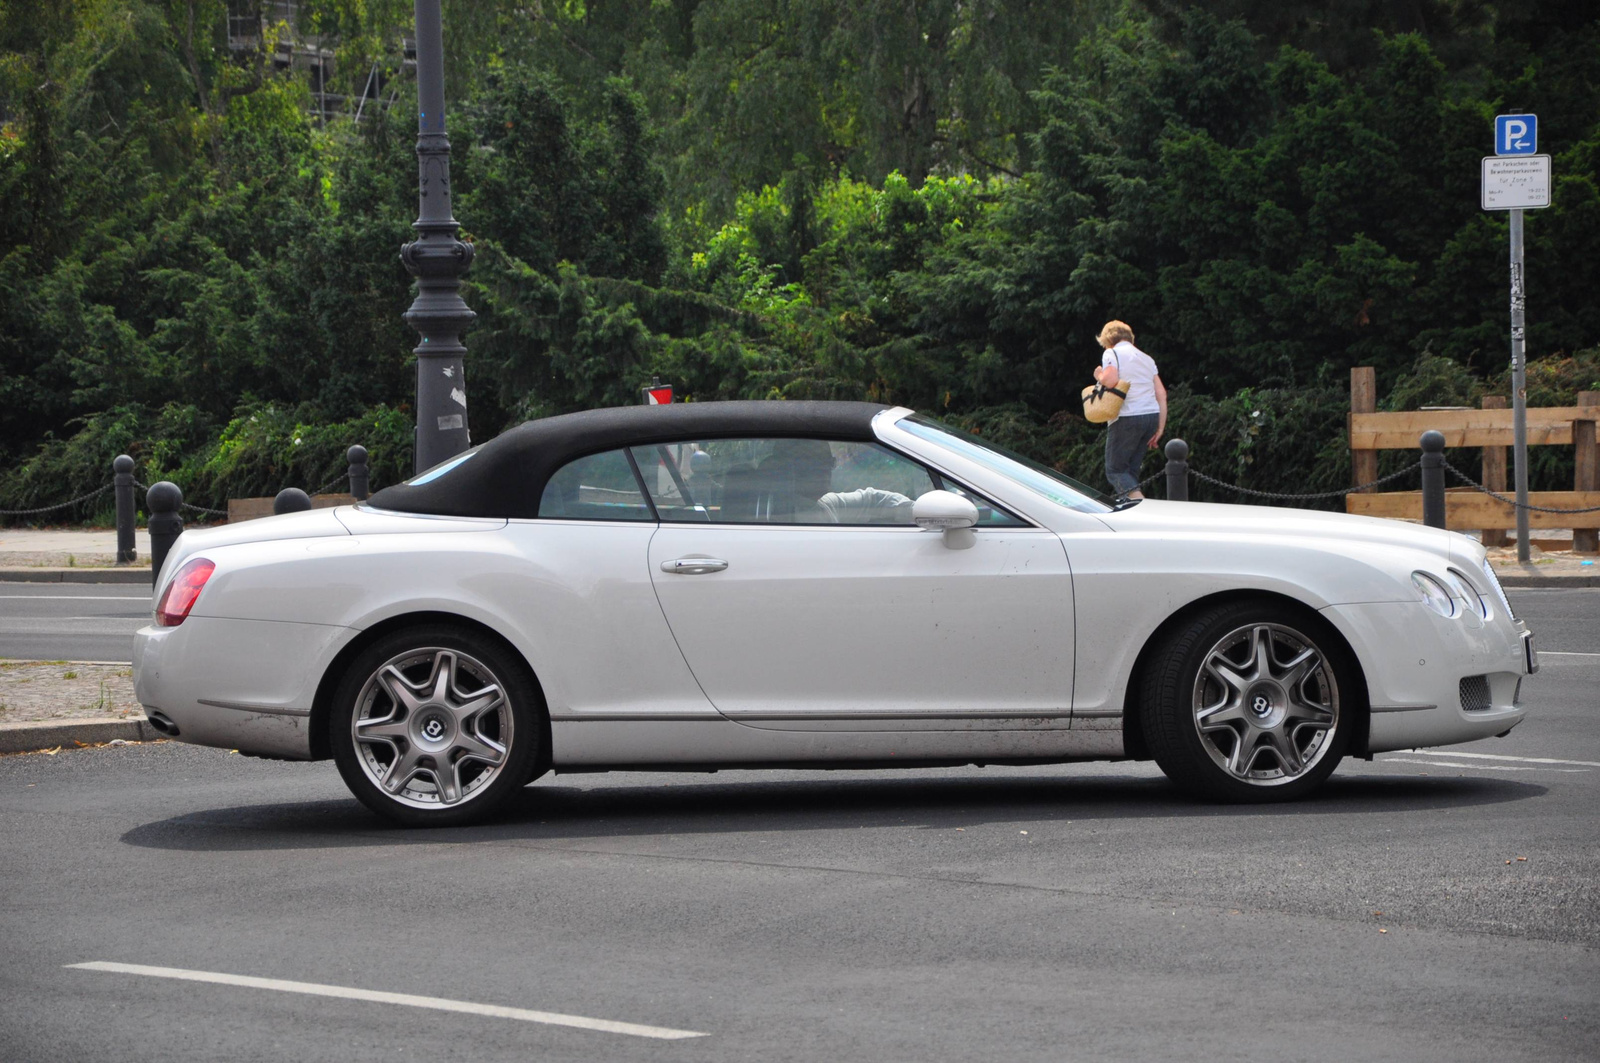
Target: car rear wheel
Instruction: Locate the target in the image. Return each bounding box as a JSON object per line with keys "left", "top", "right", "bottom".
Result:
{"left": 330, "top": 626, "right": 543, "bottom": 827}
{"left": 1142, "top": 601, "right": 1353, "bottom": 802}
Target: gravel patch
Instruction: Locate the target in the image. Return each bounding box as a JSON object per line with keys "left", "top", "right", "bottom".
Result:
{"left": 0, "top": 661, "right": 141, "bottom": 723}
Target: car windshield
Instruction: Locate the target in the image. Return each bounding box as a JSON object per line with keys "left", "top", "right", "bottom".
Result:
{"left": 899, "top": 415, "right": 1114, "bottom": 514}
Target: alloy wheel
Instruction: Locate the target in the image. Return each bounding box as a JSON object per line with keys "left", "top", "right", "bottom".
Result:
{"left": 1190, "top": 622, "right": 1340, "bottom": 785}
{"left": 350, "top": 647, "right": 512, "bottom": 810}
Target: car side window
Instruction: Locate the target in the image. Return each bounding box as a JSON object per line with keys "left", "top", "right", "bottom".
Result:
{"left": 631, "top": 439, "right": 937, "bottom": 525}
{"left": 538, "top": 450, "right": 654, "bottom": 521}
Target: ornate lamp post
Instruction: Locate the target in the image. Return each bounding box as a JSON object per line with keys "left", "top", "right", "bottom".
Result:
{"left": 401, "top": 0, "right": 474, "bottom": 474}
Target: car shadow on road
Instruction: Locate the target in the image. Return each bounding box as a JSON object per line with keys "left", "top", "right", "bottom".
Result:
{"left": 119, "top": 768, "right": 1547, "bottom": 852}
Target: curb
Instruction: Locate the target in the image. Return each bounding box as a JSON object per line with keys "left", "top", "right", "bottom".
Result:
{"left": 0, "top": 717, "right": 166, "bottom": 754}
{"left": 1497, "top": 574, "right": 1600, "bottom": 588}
{"left": 0, "top": 568, "right": 152, "bottom": 584}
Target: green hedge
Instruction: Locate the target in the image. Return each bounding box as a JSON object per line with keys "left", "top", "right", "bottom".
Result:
{"left": 1, "top": 402, "right": 413, "bottom": 524}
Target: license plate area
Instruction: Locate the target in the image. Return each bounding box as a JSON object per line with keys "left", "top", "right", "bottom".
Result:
{"left": 1522, "top": 629, "right": 1538, "bottom": 674}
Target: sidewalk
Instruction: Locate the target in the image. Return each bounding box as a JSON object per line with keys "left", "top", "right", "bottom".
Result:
{"left": 0, "top": 527, "right": 176, "bottom": 583}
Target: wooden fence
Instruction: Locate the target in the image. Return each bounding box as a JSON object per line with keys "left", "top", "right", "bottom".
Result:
{"left": 1343, "top": 367, "right": 1599, "bottom": 551}
{"left": 227, "top": 493, "right": 356, "bottom": 523}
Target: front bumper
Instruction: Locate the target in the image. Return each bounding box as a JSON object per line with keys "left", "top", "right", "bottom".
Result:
{"left": 134, "top": 616, "right": 356, "bottom": 760}
{"left": 1319, "top": 600, "right": 1531, "bottom": 755}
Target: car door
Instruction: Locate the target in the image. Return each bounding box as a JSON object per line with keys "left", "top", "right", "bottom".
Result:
{"left": 634, "top": 438, "right": 1075, "bottom": 730}
{"left": 499, "top": 448, "right": 715, "bottom": 721}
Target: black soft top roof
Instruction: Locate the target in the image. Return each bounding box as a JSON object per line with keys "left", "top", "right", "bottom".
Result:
{"left": 367, "top": 400, "right": 892, "bottom": 518}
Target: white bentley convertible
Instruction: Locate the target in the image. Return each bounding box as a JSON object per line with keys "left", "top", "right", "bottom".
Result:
{"left": 133, "top": 402, "right": 1536, "bottom": 826}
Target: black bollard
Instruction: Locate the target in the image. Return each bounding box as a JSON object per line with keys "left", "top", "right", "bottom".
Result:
{"left": 146, "top": 482, "right": 184, "bottom": 587}
{"left": 1420, "top": 430, "right": 1447, "bottom": 529}
{"left": 113, "top": 455, "right": 136, "bottom": 563}
{"left": 1164, "top": 438, "right": 1189, "bottom": 502}
{"left": 274, "top": 488, "right": 313, "bottom": 515}
{"left": 347, "top": 445, "right": 370, "bottom": 501}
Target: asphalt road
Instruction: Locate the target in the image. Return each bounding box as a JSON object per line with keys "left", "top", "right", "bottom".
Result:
{"left": 0, "top": 584, "right": 151, "bottom": 662}
{"left": 1, "top": 589, "right": 1596, "bottom": 1062}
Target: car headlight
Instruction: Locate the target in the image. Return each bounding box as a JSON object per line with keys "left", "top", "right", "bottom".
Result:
{"left": 1480, "top": 558, "right": 1515, "bottom": 619}
{"left": 1447, "top": 569, "right": 1490, "bottom": 619}
{"left": 1412, "top": 571, "right": 1456, "bottom": 617}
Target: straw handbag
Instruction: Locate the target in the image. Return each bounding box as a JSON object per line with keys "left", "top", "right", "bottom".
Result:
{"left": 1081, "top": 351, "right": 1128, "bottom": 423}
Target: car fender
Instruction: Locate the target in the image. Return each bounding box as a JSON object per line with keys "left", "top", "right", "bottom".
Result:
{"left": 1065, "top": 530, "right": 1436, "bottom": 728}
{"left": 188, "top": 528, "right": 548, "bottom": 664}
{"left": 186, "top": 527, "right": 681, "bottom": 726}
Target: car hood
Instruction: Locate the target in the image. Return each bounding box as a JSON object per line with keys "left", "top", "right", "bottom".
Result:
{"left": 1097, "top": 499, "right": 1458, "bottom": 557}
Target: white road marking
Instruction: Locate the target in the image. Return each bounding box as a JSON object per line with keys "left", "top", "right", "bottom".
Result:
{"left": 1401, "top": 749, "right": 1600, "bottom": 767}
{"left": 1538, "top": 650, "right": 1600, "bottom": 657}
{"left": 1382, "top": 757, "right": 1588, "bottom": 772}
{"left": 65, "top": 962, "right": 707, "bottom": 1041}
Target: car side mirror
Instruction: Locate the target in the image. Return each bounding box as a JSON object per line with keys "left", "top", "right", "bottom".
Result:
{"left": 913, "top": 490, "right": 979, "bottom": 548}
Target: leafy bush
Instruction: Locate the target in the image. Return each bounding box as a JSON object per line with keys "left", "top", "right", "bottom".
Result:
{"left": 1, "top": 402, "right": 412, "bottom": 525}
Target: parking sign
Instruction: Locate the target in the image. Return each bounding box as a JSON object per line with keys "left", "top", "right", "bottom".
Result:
{"left": 1495, "top": 114, "right": 1537, "bottom": 156}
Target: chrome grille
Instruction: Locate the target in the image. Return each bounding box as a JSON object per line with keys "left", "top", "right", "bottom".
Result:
{"left": 1459, "top": 675, "right": 1491, "bottom": 713}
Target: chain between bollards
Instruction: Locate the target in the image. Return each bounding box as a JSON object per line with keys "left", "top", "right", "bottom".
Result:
{"left": 1442, "top": 459, "right": 1600, "bottom": 513}
{"left": 0, "top": 484, "right": 111, "bottom": 517}
{"left": 1154, "top": 436, "right": 1425, "bottom": 504}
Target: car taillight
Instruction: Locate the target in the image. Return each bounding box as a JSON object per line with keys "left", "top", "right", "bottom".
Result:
{"left": 156, "top": 558, "right": 215, "bottom": 626}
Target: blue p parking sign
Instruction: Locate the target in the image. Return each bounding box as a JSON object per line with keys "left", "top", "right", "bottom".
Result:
{"left": 1495, "top": 114, "right": 1537, "bottom": 156}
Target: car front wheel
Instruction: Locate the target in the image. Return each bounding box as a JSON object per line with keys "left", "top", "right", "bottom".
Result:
{"left": 330, "top": 626, "right": 543, "bottom": 826}
{"left": 1142, "top": 601, "right": 1354, "bottom": 802}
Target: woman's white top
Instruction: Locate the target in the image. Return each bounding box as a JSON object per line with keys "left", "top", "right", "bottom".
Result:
{"left": 1100, "top": 341, "right": 1161, "bottom": 418}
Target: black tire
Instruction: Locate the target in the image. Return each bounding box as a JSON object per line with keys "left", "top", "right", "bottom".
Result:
{"left": 329, "top": 625, "right": 544, "bottom": 827}
{"left": 1141, "top": 600, "right": 1356, "bottom": 802}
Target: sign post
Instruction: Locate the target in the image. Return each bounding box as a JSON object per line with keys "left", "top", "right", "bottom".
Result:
{"left": 1483, "top": 114, "right": 1550, "bottom": 562}
{"left": 1509, "top": 207, "right": 1528, "bottom": 560}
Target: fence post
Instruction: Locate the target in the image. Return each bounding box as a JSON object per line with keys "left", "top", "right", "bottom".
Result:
{"left": 113, "top": 455, "right": 136, "bottom": 564}
{"left": 146, "top": 482, "right": 184, "bottom": 587}
{"left": 274, "top": 488, "right": 312, "bottom": 515}
{"left": 347, "top": 445, "right": 370, "bottom": 501}
{"left": 1164, "top": 439, "right": 1189, "bottom": 501}
{"left": 1480, "top": 396, "right": 1509, "bottom": 547}
{"left": 1576, "top": 391, "right": 1598, "bottom": 554}
{"left": 1420, "top": 430, "right": 1446, "bottom": 529}
{"left": 1350, "top": 367, "right": 1377, "bottom": 493}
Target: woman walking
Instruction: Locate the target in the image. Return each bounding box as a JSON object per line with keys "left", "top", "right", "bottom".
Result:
{"left": 1093, "top": 320, "right": 1167, "bottom": 499}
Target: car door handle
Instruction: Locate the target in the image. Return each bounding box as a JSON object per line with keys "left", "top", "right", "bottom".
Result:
{"left": 661, "top": 557, "right": 729, "bottom": 575}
